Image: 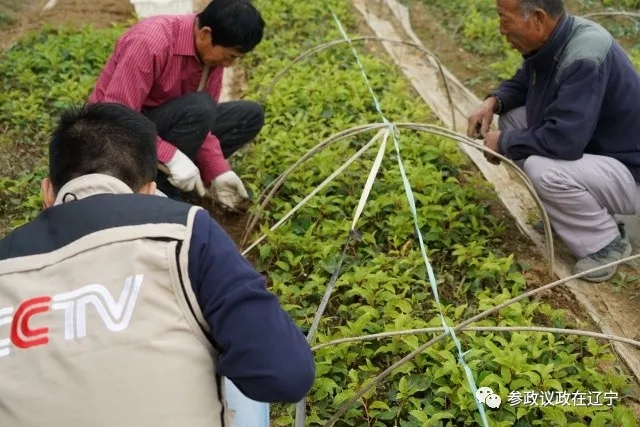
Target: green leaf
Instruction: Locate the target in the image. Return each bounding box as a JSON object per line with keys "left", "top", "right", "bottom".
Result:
{"left": 275, "top": 260, "right": 289, "bottom": 271}
{"left": 409, "top": 410, "right": 429, "bottom": 424}
{"left": 398, "top": 376, "right": 409, "bottom": 395}
{"left": 541, "top": 408, "right": 567, "bottom": 426}
{"left": 480, "top": 373, "right": 503, "bottom": 388}
{"left": 510, "top": 379, "right": 531, "bottom": 390}
{"left": 258, "top": 244, "right": 272, "bottom": 259}
{"left": 275, "top": 415, "right": 293, "bottom": 425}
{"left": 590, "top": 413, "right": 613, "bottom": 427}
{"left": 399, "top": 419, "right": 420, "bottom": 427}
{"left": 454, "top": 304, "right": 467, "bottom": 318}
{"left": 586, "top": 338, "right": 600, "bottom": 356}
{"left": 401, "top": 335, "right": 420, "bottom": 351}
{"left": 430, "top": 411, "right": 455, "bottom": 421}
{"left": 334, "top": 389, "right": 356, "bottom": 405}
{"left": 395, "top": 299, "right": 413, "bottom": 313}
{"left": 542, "top": 378, "right": 563, "bottom": 391}
{"left": 523, "top": 370, "right": 541, "bottom": 386}
{"left": 501, "top": 365, "right": 512, "bottom": 383}
{"left": 407, "top": 374, "right": 431, "bottom": 392}
{"left": 369, "top": 401, "right": 391, "bottom": 411}
{"left": 620, "top": 410, "right": 638, "bottom": 427}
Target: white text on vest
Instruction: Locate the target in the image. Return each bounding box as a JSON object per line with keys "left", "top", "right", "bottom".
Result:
{"left": 0, "top": 274, "right": 144, "bottom": 357}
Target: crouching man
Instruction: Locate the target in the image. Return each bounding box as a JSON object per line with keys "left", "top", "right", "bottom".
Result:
{"left": 467, "top": 0, "right": 640, "bottom": 282}
{"left": 89, "top": 0, "right": 266, "bottom": 210}
{"left": 0, "top": 102, "right": 315, "bottom": 426}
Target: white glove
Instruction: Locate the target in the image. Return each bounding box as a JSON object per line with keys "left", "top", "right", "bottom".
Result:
{"left": 211, "top": 171, "right": 249, "bottom": 211}
{"left": 163, "top": 150, "right": 206, "bottom": 197}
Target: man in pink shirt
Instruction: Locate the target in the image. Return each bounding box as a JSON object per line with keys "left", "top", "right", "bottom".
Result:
{"left": 88, "top": 0, "right": 265, "bottom": 211}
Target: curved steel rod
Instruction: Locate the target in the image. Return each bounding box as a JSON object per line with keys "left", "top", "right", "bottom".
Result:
{"left": 323, "top": 252, "right": 640, "bottom": 426}
{"left": 242, "top": 121, "right": 555, "bottom": 276}
{"left": 241, "top": 123, "right": 386, "bottom": 246}
{"left": 312, "top": 326, "right": 640, "bottom": 352}
{"left": 260, "top": 36, "right": 459, "bottom": 130}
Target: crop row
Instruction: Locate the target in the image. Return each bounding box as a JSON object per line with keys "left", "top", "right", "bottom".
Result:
{"left": 0, "top": 1, "right": 636, "bottom": 425}
{"left": 238, "top": 1, "right": 637, "bottom": 425}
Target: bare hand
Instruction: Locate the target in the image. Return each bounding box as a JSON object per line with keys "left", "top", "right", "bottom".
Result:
{"left": 467, "top": 97, "right": 498, "bottom": 139}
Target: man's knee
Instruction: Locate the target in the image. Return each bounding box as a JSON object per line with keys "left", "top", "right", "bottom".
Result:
{"left": 181, "top": 92, "right": 217, "bottom": 126}
{"left": 235, "top": 101, "right": 264, "bottom": 143}
{"left": 498, "top": 106, "right": 527, "bottom": 131}
{"left": 522, "top": 156, "right": 567, "bottom": 197}
{"left": 242, "top": 101, "right": 265, "bottom": 130}
{"left": 163, "top": 93, "right": 216, "bottom": 156}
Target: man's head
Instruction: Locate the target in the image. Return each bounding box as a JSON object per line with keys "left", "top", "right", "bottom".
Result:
{"left": 194, "top": 0, "right": 265, "bottom": 68}
{"left": 42, "top": 102, "right": 158, "bottom": 208}
{"left": 497, "top": 0, "right": 565, "bottom": 55}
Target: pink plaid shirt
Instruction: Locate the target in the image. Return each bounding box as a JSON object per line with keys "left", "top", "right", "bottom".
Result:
{"left": 88, "top": 13, "right": 230, "bottom": 185}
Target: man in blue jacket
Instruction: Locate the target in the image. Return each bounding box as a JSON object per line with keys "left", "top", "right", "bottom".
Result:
{"left": 0, "top": 102, "right": 315, "bottom": 426}
{"left": 467, "top": 0, "right": 640, "bottom": 282}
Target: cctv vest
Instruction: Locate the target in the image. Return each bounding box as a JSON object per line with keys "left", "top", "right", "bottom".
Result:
{"left": 0, "top": 174, "right": 231, "bottom": 427}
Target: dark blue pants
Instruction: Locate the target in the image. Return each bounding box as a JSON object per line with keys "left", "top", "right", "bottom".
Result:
{"left": 142, "top": 92, "right": 264, "bottom": 199}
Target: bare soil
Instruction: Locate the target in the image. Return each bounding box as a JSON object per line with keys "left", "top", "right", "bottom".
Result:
{"left": 184, "top": 193, "right": 254, "bottom": 251}
{"left": 0, "top": 0, "right": 134, "bottom": 51}
{"left": 401, "top": 1, "right": 494, "bottom": 96}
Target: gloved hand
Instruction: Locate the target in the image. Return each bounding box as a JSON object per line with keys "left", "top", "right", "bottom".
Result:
{"left": 211, "top": 171, "right": 249, "bottom": 211}
{"left": 163, "top": 150, "right": 206, "bottom": 197}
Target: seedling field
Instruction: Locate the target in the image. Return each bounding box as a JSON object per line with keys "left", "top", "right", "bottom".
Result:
{"left": 0, "top": 0, "right": 639, "bottom": 426}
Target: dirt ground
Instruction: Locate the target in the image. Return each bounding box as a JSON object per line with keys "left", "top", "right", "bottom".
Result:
{"left": 0, "top": 0, "right": 135, "bottom": 51}
{"left": 184, "top": 192, "right": 253, "bottom": 250}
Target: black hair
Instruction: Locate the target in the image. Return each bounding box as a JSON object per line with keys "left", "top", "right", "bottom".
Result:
{"left": 197, "top": 0, "right": 265, "bottom": 53}
{"left": 48, "top": 102, "right": 158, "bottom": 194}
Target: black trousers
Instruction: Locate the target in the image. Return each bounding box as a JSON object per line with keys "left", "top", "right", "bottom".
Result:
{"left": 142, "top": 92, "right": 265, "bottom": 198}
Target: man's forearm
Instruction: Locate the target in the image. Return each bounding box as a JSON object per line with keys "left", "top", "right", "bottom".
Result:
{"left": 157, "top": 136, "right": 178, "bottom": 163}
{"left": 195, "top": 133, "right": 231, "bottom": 186}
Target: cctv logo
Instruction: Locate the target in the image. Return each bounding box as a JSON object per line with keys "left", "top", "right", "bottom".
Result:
{"left": 0, "top": 274, "right": 143, "bottom": 358}
{"left": 476, "top": 387, "right": 502, "bottom": 409}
